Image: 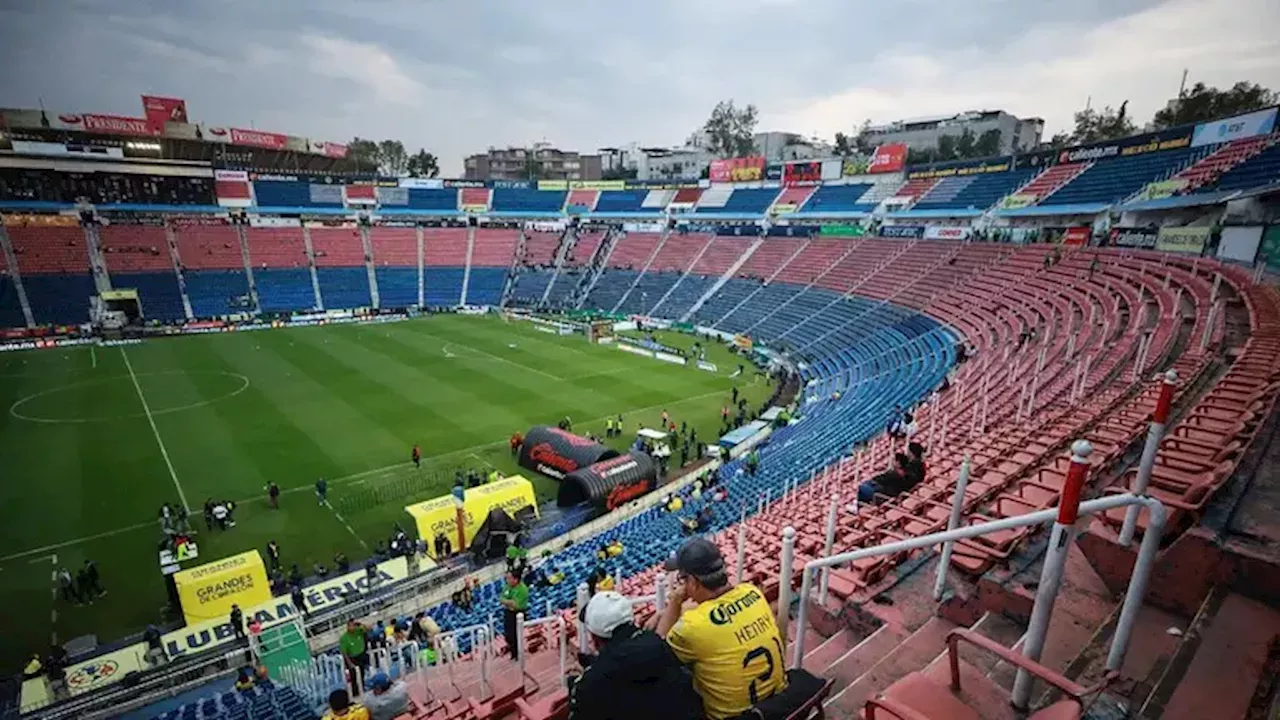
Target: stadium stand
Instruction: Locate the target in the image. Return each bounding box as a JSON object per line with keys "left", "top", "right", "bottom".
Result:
{"left": 1201, "top": 136, "right": 1280, "bottom": 193}
{"left": 770, "top": 185, "right": 817, "bottom": 212}
{"left": 407, "top": 188, "right": 459, "bottom": 212}
{"left": 97, "top": 224, "right": 186, "bottom": 321}
{"left": 518, "top": 231, "right": 561, "bottom": 268}
{"left": 911, "top": 168, "right": 1039, "bottom": 212}
{"left": 641, "top": 188, "right": 675, "bottom": 211}
{"left": 459, "top": 187, "right": 491, "bottom": 212}
{"left": 1042, "top": 146, "right": 1210, "bottom": 207}
{"left": 891, "top": 176, "right": 942, "bottom": 203}
{"left": 423, "top": 228, "right": 469, "bottom": 306}
{"left": 246, "top": 228, "right": 316, "bottom": 312}
{"left": 593, "top": 189, "right": 648, "bottom": 214}
{"left": 8, "top": 224, "right": 94, "bottom": 324}
{"left": 1015, "top": 162, "right": 1089, "bottom": 203}
{"left": 564, "top": 189, "right": 598, "bottom": 213}
{"left": 492, "top": 189, "right": 566, "bottom": 215}
{"left": 716, "top": 187, "right": 781, "bottom": 215}
{"left": 1169, "top": 134, "right": 1275, "bottom": 192}
{"left": 173, "top": 224, "right": 252, "bottom": 317}
{"left": 797, "top": 183, "right": 874, "bottom": 214}
{"left": 308, "top": 228, "right": 366, "bottom": 267}
{"left": 693, "top": 185, "right": 733, "bottom": 210}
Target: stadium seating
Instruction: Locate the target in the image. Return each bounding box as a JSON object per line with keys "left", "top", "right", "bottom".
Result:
{"left": 509, "top": 270, "right": 555, "bottom": 305}
{"left": 174, "top": 225, "right": 245, "bottom": 270}
{"left": 715, "top": 187, "right": 781, "bottom": 214}
{"left": 256, "top": 269, "right": 316, "bottom": 313}
{"left": 252, "top": 180, "right": 343, "bottom": 209}
{"left": 459, "top": 188, "right": 491, "bottom": 212}
{"left": 911, "top": 169, "right": 1038, "bottom": 211}
{"left": 564, "top": 232, "right": 604, "bottom": 267}
{"left": 1042, "top": 146, "right": 1208, "bottom": 206}
{"left": 670, "top": 187, "right": 703, "bottom": 206}
{"left": 892, "top": 176, "right": 941, "bottom": 202}
{"left": 1169, "top": 135, "right": 1274, "bottom": 191}
{"left": 369, "top": 227, "right": 418, "bottom": 267}
{"left": 1201, "top": 136, "right": 1280, "bottom": 193}
{"left": 602, "top": 232, "right": 660, "bottom": 271}
{"left": 641, "top": 189, "right": 674, "bottom": 210}
{"left": 471, "top": 229, "right": 521, "bottom": 268}
{"left": 1015, "top": 162, "right": 1089, "bottom": 202}
{"left": 246, "top": 228, "right": 307, "bottom": 269}
{"left": 799, "top": 183, "right": 875, "bottom": 214}
{"left": 564, "top": 189, "right": 598, "bottom": 213}
{"left": 307, "top": 228, "right": 366, "bottom": 267}
{"left": 0, "top": 260, "right": 25, "bottom": 327}
{"left": 466, "top": 268, "right": 506, "bottom": 306}
{"left": 184, "top": 270, "right": 251, "bottom": 317}
{"left": 770, "top": 185, "right": 817, "bottom": 212}
{"left": 492, "top": 189, "right": 566, "bottom": 215}
{"left": 112, "top": 272, "right": 186, "bottom": 321}
{"left": 407, "top": 188, "right": 459, "bottom": 212}
{"left": 374, "top": 266, "right": 418, "bottom": 309}
{"left": 520, "top": 232, "right": 561, "bottom": 267}
{"left": 694, "top": 185, "right": 733, "bottom": 210}
{"left": 99, "top": 225, "right": 172, "bottom": 273}
{"left": 316, "top": 267, "right": 371, "bottom": 309}
{"left": 8, "top": 225, "right": 94, "bottom": 324}
{"left": 424, "top": 228, "right": 469, "bottom": 267}
{"left": 593, "top": 189, "right": 648, "bottom": 213}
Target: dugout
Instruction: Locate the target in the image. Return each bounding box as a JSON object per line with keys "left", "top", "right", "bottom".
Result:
{"left": 558, "top": 451, "right": 658, "bottom": 509}
{"left": 518, "top": 425, "right": 620, "bottom": 480}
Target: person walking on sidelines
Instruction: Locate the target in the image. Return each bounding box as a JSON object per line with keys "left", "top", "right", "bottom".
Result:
{"left": 266, "top": 540, "right": 281, "bottom": 572}
{"left": 315, "top": 478, "right": 328, "bottom": 505}
{"left": 291, "top": 584, "right": 310, "bottom": 620}
{"left": 56, "top": 568, "right": 78, "bottom": 605}
{"left": 266, "top": 481, "right": 280, "bottom": 510}
{"left": 411, "top": 444, "right": 422, "bottom": 469}
{"left": 83, "top": 560, "right": 105, "bottom": 598}
{"left": 230, "top": 604, "right": 246, "bottom": 640}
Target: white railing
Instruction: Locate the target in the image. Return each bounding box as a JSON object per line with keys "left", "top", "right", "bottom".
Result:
{"left": 781, "top": 442, "right": 1167, "bottom": 710}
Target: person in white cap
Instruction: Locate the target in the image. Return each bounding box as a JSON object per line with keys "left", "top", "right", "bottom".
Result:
{"left": 568, "top": 591, "right": 702, "bottom": 720}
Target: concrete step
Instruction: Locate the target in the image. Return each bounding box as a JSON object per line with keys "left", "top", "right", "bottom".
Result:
{"left": 825, "top": 616, "right": 958, "bottom": 717}
{"left": 1161, "top": 592, "right": 1280, "bottom": 720}
{"left": 819, "top": 624, "right": 909, "bottom": 703}
{"left": 801, "top": 628, "right": 856, "bottom": 675}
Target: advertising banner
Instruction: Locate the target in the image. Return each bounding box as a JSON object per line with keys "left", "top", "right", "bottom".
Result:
{"left": 404, "top": 476, "right": 538, "bottom": 556}
{"left": 320, "top": 141, "right": 348, "bottom": 158}
{"left": 141, "top": 95, "right": 188, "bottom": 133}
{"left": 461, "top": 204, "right": 489, "bottom": 214}
{"left": 569, "top": 180, "right": 625, "bottom": 190}
{"left": 1142, "top": 178, "right": 1189, "bottom": 200}
{"left": 74, "top": 113, "right": 159, "bottom": 137}
{"left": 377, "top": 186, "right": 408, "bottom": 206}
{"left": 1063, "top": 226, "right": 1091, "bottom": 246}
{"left": 344, "top": 184, "right": 377, "bottom": 205}
{"left": 1191, "top": 106, "right": 1278, "bottom": 148}
{"left": 821, "top": 159, "right": 844, "bottom": 181}
{"left": 559, "top": 452, "right": 658, "bottom": 509}
{"left": 868, "top": 143, "right": 907, "bottom": 174}
{"left": 490, "top": 180, "right": 532, "bottom": 190}
{"left": 518, "top": 426, "right": 620, "bottom": 480}
{"left": 881, "top": 224, "right": 926, "bottom": 239}
{"left": 820, "top": 223, "right": 866, "bottom": 237}
{"left": 444, "top": 179, "right": 486, "bottom": 188}
{"left": 1056, "top": 129, "right": 1191, "bottom": 164}
{"left": 309, "top": 184, "right": 344, "bottom": 205}
{"left": 172, "top": 551, "right": 272, "bottom": 625}
{"left": 230, "top": 128, "right": 288, "bottom": 150}
{"left": 623, "top": 180, "right": 700, "bottom": 190}
{"left": 842, "top": 158, "right": 870, "bottom": 176}
{"left": 1156, "top": 225, "right": 1210, "bottom": 254}
{"left": 924, "top": 226, "right": 971, "bottom": 241}
{"left": 399, "top": 178, "right": 444, "bottom": 189}
{"left": 710, "top": 156, "right": 765, "bottom": 183}
{"left": 909, "top": 158, "right": 1013, "bottom": 181}
{"left": 783, "top": 161, "right": 823, "bottom": 186}
{"left": 1000, "top": 193, "right": 1038, "bottom": 209}
{"left": 733, "top": 334, "right": 753, "bottom": 350}
{"left": 1109, "top": 227, "right": 1159, "bottom": 249}
{"left": 1217, "top": 225, "right": 1263, "bottom": 263}
{"left": 765, "top": 163, "right": 783, "bottom": 181}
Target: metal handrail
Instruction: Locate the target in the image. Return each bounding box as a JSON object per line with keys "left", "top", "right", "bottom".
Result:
{"left": 783, "top": 491, "right": 1165, "bottom": 709}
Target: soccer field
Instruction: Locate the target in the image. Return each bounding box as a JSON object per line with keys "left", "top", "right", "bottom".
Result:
{"left": 0, "top": 314, "right": 769, "bottom": 666}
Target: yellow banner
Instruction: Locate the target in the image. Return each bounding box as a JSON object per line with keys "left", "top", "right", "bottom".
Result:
{"left": 3, "top": 213, "right": 80, "bottom": 227}
{"left": 460, "top": 203, "right": 489, "bottom": 213}
{"left": 405, "top": 475, "right": 538, "bottom": 557}
{"left": 1142, "top": 178, "right": 1189, "bottom": 200}
{"left": 172, "top": 550, "right": 271, "bottom": 625}
{"left": 537, "top": 180, "right": 568, "bottom": 191}
{"left": 1001, "top": 193, "right": 1038, "bottom": 209}
{"left": 569, "top": 180, "right": 625, "bottom": 190}
{"left": 100, "top": 289, "right": 139, "bottom": 301}
{"left": 1156, "top": 226, "right": 1209, "bottom": 254}
{"left": 733, "top": 334, "right": 753, "bottom": 351}
{"left": 771, "top": 204, "right": 798, "bottom": 215}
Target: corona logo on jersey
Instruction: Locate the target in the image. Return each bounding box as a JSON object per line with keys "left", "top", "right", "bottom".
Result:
{"left": 172, "top": 550, "right": 272, "bottom": 625}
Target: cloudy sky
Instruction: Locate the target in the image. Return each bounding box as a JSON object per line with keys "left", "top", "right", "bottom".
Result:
{"left": 2, "top": 0, "right": 1278, "bottom": 174}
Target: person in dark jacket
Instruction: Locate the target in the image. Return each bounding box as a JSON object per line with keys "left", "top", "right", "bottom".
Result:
{"left": 857, "top": 452, "right": 921, "bottom": 503}
{"left": 569, "top": 591, "right": 702, "bottom": 720}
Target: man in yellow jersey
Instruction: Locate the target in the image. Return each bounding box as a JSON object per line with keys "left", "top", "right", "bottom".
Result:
{"left": 656, "top": 537, "right": 787, "bottom": 719}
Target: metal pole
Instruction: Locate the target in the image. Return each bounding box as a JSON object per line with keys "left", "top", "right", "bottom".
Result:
{"left": 516, "top": 612, "right": 526, "bottom": 684}
{"left": 776, "top": 527, "right": 797, "bottom": 642}
{"left": 933, "top": 456, "right": 972, "bottom": 600}
{"left": 736, "top": 510, "right": 747, "bottom": 584}
{"left": 558, "top": 616, "right": 569, "bottom": 688}
{"left": 1211, "top": 271, "right": 1221, "bottom": 301}
{"left": 1200, "top": 300, "right": 1218, "bottom": 351}
{"left": 818, "top": 496, "right": 840, "bottom": 603}
{"left": 479, "top": 627, "right": 490, "bottom": 695}
{"left": 1108, "top": 500, "right": 1167, "bottom": 670}
{"left": 1013, "top": 440, "right": 1093, "bottom": 709}
{"left": 1172, "top": 285, "right": 1184, "bottom": 318}
{"left": 655, "top": 573, "right": 667, "bottom": 616}
{"left": 575, "top": 583, "right": 590, "bottom": 654}
{"left": 1119, "top": 371, "right": 1177, "bottom": 546}
{"left": 792, "top": 568, "right": 814, "bottom": 668}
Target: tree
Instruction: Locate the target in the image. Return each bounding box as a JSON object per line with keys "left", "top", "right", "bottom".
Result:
{"left": 834, "top": 132, "right": 854, "bottom": 158}
{"left": 954, "top": 128, "right": 976, "bottom": 159}
{"left": 935, "top": 134, "right": 958, "bottom": 162}
{"left": 973, "top": 129, "right": 1002, "bottom": 158}
{"left": 854, "top": 119, "right": 876, "bottom": 154}
{"left": 1068, "top": 104, "right": 1136, "bottom": 145}
{"left": 702, "top": 100, "right": 758, "bottom": 158}
{"left": 406, "top": 150, "right": 439, "bottom": 178}
{"left": 601, "top": 166, "right": 638, "bottom": 181}
{"left": 347, "top": 137, "right": 380, "bottom": 173}
{"left": 1153, "top": 81, "right": 1278, "bottom": 129}
{"left": 1043, "top": 132, "right": 1072, "bottom": 150}
{"left": 376, "top": 140, "right": 408, "bottom": 176}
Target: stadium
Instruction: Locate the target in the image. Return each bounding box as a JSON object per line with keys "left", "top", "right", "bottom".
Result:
{"left": 3, "top": 38, "right": 1280, "bottom": 720}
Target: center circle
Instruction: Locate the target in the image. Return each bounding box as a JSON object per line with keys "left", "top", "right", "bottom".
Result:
{"left": 9, "top": 371, "right": 251, "bottom": 424}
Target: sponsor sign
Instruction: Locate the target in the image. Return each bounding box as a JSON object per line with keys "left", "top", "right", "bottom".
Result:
{"left": 461, "top": 204, "right": 489, "bottom": 214}
{"left": 1063, "top": 226, "right": 1091, "bottom": 246}
{"left": 1142, "top": 178, "right": 1189, "bottom": 200}
{"left": 783, "top": 161, "right": 823, "bottom": 186}
{"left": 624, "top": 180, "right": 701, "bottom": 190}
{"left": 881, "top": 224, "right": 926, "bottom": 239}
{"left": 1057, "top": 130, "right": 1191, "bottom": 164}
{"left": 71, "top": 113, "right": 160, "bottom": 137}
{"left": 771, "top": 203, "right": 798, "bottom": 215}
{"left": 172, "top": 551, "right": 272, "bottom": 625}
{"left": 444, "top": 179, "right": 486, "bottom": 188}
{"left": 141, "top": 95, "right": 188, "bottom": 132}
{"left": 765, "top": 163, "right": 783, "bottom": 181}
{"left": 1156, "top": 226, "right": 1209, "bottom": 254}
{"left": 490, "top": 180, "right": 531, "bottom": 190}
{"left": 215, "top": 169, "right": 249, "bottom": 182}
{"left": 617, "top": 342, "right": 654, "bottom": 358}
{"left": 924, "top": 226, "right": 971, "bottom": 240}
{"left": 908, "top": 158, "right": 1013, "bottom": 181}
{"left": 568, "top": 180, "right": 625, "bottom": 190}
{"left": 1000, "top": 193, "right": 1038, "bottom": 209}
{"left": 229, "top": 128, "right": 288, "bottom": 150}
{"left": 344, "top": 184, "right": 378, "bottom": 204}
{"left": 1191, "top": 106, "right": 1278, "bottom": 148}
{"left": 868, "top": 143, "right": 907, "bottom": 174}
{"left": 399, "top": 177, "right": 445, "bottom": 189}
{"left": 820, "top": 223, "right": 866, "bottom": 237}
{"left": 3, "top": 213, "right": 80, "bottom": 227}
{"left": 320, "top": 141, "right": 348, "bottom": 158}
{"left": 696, "top": 360, "right": 718, "bottom": 373}
{"left": 709, "top": 156, "right": 765, "bottom": 183}
{"left": 843, "top": 158, "right": 871, "bottom": 176}
{"left": 654, "top": 351, "right": 687, "bottom": 365}
{"left": 1109, "top": 227, "right": 1159, "bottom": 249}
{"left": 733, "top": 334, "right": 753, "bottom": 351}
{"left": 404, "top": 476, "right": 537, "bottom": 556}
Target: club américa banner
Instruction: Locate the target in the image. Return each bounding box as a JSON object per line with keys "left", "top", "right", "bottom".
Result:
{"left": 709, "top": 156, "right": 765, "bottom": 183}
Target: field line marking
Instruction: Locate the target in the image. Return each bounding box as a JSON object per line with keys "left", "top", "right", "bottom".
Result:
{"left": 121, "top": 347, "right": 191, "bottom": 512}
{"left": 409, "top": 330, "right": 566, "bottom": 381}
{"left": 90, "top": 345, "right": 96, "bottom": 369}
{"left": 0, "top": 388, "right": 730, "bottom": 561}
{"left": 324, "top": 501, "right": 369, "bottom": 550}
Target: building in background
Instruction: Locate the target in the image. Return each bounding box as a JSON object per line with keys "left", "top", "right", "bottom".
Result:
{"left": 463, "top": 143, "right": 602, "bottom": 181}
{"left": 860, "top": 110, "right": 1043, "bottom": 155}
{"left": 753, "top": 131, "right": 833, "bottom": 163}
{"left": 600, "top": 128, "right": 829, "bottom": 181}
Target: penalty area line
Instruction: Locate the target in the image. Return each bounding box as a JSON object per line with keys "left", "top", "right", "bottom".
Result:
{"left": 323, "top": 501, "right": 369, "bottom": 551}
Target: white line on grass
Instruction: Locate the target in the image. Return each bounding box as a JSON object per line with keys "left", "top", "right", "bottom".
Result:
{"left": 90, "top": 345, "right": 96, "bottom": 369}
{"left": 323, "top": 501, "right": 369, "bottom": 550}
{"left": 121, "top": 348, "right": 190, "bottom": 512}
{"left": 0, "top": 388, "right": 730, "bottom": 561}
{"left": 411, "top": 330, "right": 566, "bottom": 381}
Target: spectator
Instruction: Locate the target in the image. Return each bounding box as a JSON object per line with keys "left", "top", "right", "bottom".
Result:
{"left": 569, "top": 591, "right": 702, "bottom": 720}
{"left": 234, "top": 667, "right": 255, "bottom": 692}
{"left": 230, "top": 605, "right": 246, "bottom": 640}
{"left": 498, "top": 570, "right": 529, "bottom": 660}
{"left": 56, "top": 568, "right": 77, "bottom": 605}
{"left": 339, "top": 621, "right": 369, "bottom": 694}
{"left": 363, "top": 672, "right": 410, "bottom": 720}
{"left": 143, "top": 625, "right": 166, "bottom": 666}
{"left": 291, "top": 584, "right": 309, "bottom": 620}
{"left": 334, "top": 552, "right": 350, "bottom": 574}
{"left": 46, "top": 646, "right": 67, "bottom": 700}
{"left": 83, "top": 560, "right": 104, "bottom": 598}
{"left": 266, "top": 540, "right": 281, "bottom": 572}
{"left": 365, "top": 557, "right": 378, "bottom": 584}
{"left": 315, "top": 478, "right": 328, "bottom": 504}
{"left": 856, "top": 452, "right": 920, "bottom": 503}
{"left": 434, "top": 532, "right": 452, "bottom": 559}
{"left": 656, "top": 538, "right": 787, "bottom": 720}
{"left": 322, "top": 689, "right": 370, "bottom": 720}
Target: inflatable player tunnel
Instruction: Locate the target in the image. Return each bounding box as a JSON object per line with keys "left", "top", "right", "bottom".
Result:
{"left": 558, "top": 451, "right": 658, "bottom": 508}
{"left": 518, "top": 425, "right": 620, "bottom": 480}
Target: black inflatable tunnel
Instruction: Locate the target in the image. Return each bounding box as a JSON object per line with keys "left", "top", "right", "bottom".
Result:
{"left": 558, "top": 452, "right": 658, "bottom": 508}
{"left": 518, "top": 425, "right": 620, "bottom": 480}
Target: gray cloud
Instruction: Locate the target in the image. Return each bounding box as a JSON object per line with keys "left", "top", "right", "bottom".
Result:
{"left": 2, "top": 0, "right": 1277, "bottom": 174}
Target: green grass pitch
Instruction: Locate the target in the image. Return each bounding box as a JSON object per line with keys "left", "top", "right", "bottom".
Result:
{"left": 0, "top": 314, "right": 770, "bottom": 666}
